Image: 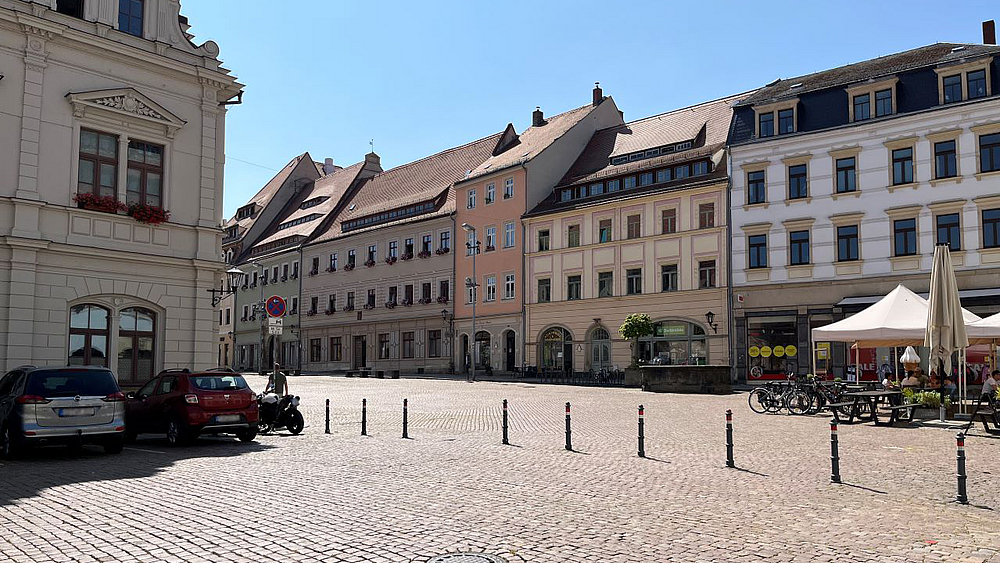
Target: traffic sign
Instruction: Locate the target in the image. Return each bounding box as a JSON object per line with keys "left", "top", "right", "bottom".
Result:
{"left": 268, "top": 317, "right": 283, "bottom": 326}
{"left": 268, "top": 325, "right": 283, "bottom": 335}
{"left": 266, "top": 295, "right": 286, "bottom": 318}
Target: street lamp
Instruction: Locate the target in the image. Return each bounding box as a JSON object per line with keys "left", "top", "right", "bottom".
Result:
{"left": 705, "top": 310, "right": 719, "bottom": 333}
{"left": 208, "top": 267, "right": 247, "bottom": 306}
{"left": 462, "top": 222, "right": 480, "bottom": 382}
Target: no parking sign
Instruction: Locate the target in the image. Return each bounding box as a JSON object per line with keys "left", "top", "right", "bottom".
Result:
{"left": 266, "top": 295, "right": 286, "bottom": 318}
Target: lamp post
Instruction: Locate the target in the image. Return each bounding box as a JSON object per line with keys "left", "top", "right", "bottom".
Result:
{"left": 208, "top": 267, "right": 246, "bottom": 307}
{"left": 441, "top": 308, "right": 454, "bottom": 372}
{"left": 462, "top": 223, "right": 480, "bottom": 383}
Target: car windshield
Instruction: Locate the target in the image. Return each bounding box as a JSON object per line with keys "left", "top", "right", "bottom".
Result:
{"left": 25, "top": 369, "right": 119, "bottom": 398}
{"left": 189, "top": 375, "right": 249, "bottom": 391}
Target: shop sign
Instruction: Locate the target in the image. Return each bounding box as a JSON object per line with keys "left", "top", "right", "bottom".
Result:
{"left": 656, "top": 323, "right": 688, "bottom": 337}
{"left": 785, "top": 345, "right": 797, "bottom": 357}
{"left": 760, "top": 346, "right": 772, "bottom": 358}
{"left": 748, "top": 346, "right": 760, "bottom": 358}
{"left": 773, "top": 345, "right": 785, "bottom": 357}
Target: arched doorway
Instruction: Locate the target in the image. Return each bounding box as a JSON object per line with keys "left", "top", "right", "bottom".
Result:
{"left": 68, "top": 304, "right": 110, "bottom": 367}
{"left": 589, "top": 327, "right": 612, "bottom": 371}
{"left": 504, "top": 330, "right": 516, "bottom": 372}
{"left": 475, "top": 331, "right": 491, "bottom": 370}
{"left": 118, "top": 307, "right": 156, "bottom": 384}
{"left": 461, "top": 333, "right": 470, "bottom": 372}
{"left": 539, "top": 327, "right": 573, "bottom": 373}
{"left": 639, "top": 320, "right": 708, "bottom": 365}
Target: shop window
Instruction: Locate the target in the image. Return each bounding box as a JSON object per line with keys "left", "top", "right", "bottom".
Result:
{"left": 638, "top": 321, "right": 707, "bottom": 365}
{"left": 746, "top": 319, "right": 797, "bottom": 379}
{"left": 69, "top": 304, "right": 110, "bottom": 367}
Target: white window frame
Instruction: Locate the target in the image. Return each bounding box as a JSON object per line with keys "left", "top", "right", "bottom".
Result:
{"left": 468, "top": 189, "right": 476, "bottom": 209}
{"left": 504, "top": 177, "right": 514, "bottom": 199}
{"left": 503, "top": 221, "right": 515, "bottom": 248}
{"left": 485, "top": 182, "right": 495, "bottom": 204}
{"left": 485, "top": 226, "right": 496, "bottom": 250}
{"left": 485, "top": 275, "right": 497, "bottom": 302}
{"left": 504, "top": 273, "right": 515, "bottom": 300}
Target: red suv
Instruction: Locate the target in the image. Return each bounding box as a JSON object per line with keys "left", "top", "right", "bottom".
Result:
{"left": 125, "top": 368, "right": 258, "bottom": 445}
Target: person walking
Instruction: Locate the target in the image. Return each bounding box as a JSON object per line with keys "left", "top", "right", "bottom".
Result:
{"left": 267, "top": 362, "right": 289, "bottom": 396}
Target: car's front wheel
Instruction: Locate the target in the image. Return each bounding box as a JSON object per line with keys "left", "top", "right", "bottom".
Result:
{"left": 165, "top": 417, "right": 191, "bottom": 446}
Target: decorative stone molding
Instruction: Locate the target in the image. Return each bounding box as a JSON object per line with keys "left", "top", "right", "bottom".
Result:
{"left": 66, "top": 87, "right": 186, "bottom": 138}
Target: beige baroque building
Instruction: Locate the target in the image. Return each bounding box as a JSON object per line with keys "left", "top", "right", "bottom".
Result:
{"left": 300, "top": 135, "right": 502, "bottom": 374}
{"left": 0, "top": 0, "right": 241, "bottom": 383}
{"left": 523, "top": 96, "right": 739, "bottom": 373}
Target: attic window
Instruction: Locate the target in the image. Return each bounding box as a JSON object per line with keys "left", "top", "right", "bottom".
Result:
{"left": 790, "top": 83, "right": 803, "bottom": 89}
{"left": 236, "top": 204, "right": 256, "bottom": 220}
{"left": 299, "top": 196, "right": 329, "bottom": 210}
{"left": 644, "top": 149, "right": 660, "bottom": 158}
{"left": 56, "top": 0, "right": 83, "bottom": 18}
{"left": 611, "top": 156, "right": 628, "bottom": 165}
{"left": 341, "top": 201, "right": 436, "bottom": 233}
{"left": 277, "top": 213, "right": 323, "bottom": 231}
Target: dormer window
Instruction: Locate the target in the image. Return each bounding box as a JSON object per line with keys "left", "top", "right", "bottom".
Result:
{"left": 118, "top": 0, "right": 145, "bottom": 38}
{"left": 753, "top": 99, "right": 798, "bottom": 138}
{"left": 236, "top": 204, "right": 256, "bottom": 220}
{"left": 758, "top": 112, "right": 774, "bottom": 137}
{"left": 777, "top": 109, "right": 794, "bottom": 134}
{"left": 846, "top": 78, "right": 897, "bottom": 122}
{"left": 934, "top": 59, "right": 992, "bottom": 106}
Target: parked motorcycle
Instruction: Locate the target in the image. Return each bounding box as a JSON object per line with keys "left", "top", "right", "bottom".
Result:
{"left": 257, "top": 393, "right": 305, "bottom": 435}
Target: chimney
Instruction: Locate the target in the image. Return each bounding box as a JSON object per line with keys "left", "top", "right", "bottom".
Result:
{"left": 593, "top": 82, "right": 603, "bottom": 106}
{"left": 532, "top": 106, "right": 545, "bottom": 127}
{"left": 984, "top": 20, "right": 996, "bottom": 45}
{"left": 322, "top": 157, "right": 337, "bottom": 175}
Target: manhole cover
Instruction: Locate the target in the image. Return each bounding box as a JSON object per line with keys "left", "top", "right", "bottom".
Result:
{"left": 427, "top": 554, "right": 507, "bottom": 563}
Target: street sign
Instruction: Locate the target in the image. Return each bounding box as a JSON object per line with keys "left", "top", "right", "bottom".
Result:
{"left": 266, "top": 295, "right": 286, "bottom": 318}
{"left": 268, "top": 325, "right": 283, "bottom": 335}
{"left": 268, "top": 317, "right": 283, "bottom": 326}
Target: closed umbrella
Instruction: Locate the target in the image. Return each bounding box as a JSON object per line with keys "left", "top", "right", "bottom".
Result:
{"left": 925, "top": 245, "right": 968, "bottom": 410}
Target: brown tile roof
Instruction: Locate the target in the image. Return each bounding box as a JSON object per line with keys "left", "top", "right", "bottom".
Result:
{"left": 251, "top": 161, "right": 365, "bottom": 248}
{"left": 557, "top": 93, "right": 742, "bottom": 188}
{"left": 460, "top": 104, "right": 597, "bottom": 183}
{"left": 312, "top": 132, "right": 502, "bottom": 243}
{"left": 224, "top": 152, "right": 311, "bottom": 232}
{"left": 739, "top": 43, "right": 1000, "bottom": 106}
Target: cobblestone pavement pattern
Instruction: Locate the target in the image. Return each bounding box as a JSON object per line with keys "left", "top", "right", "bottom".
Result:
{"left": 2, "top": 375, "right": 1000, "bottom": 562}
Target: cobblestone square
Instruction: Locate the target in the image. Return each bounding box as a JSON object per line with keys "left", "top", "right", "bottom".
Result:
{"left": 2, "top": 375, "right": 999, "bottom": 562}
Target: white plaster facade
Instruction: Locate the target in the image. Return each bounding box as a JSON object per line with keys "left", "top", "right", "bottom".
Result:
{"left": 0, "top": 0, "right": 241, "bottom": 382}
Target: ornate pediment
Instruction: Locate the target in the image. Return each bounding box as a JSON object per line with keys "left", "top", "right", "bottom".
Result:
{"left": 66, "top": 88, "right": 186, "bottom": 138}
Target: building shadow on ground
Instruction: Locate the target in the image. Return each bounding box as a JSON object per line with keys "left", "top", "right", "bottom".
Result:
{"left": 0, "top": 436, "right": 272, "bottom": 507}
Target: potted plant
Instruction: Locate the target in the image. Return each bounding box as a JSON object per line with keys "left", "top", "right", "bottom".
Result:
{"left": 385, "top": 256, "right": 397, "bottom": 265}
{"left": 343, "top": 263, "right": 355, "bottom": 271}
{"left": 386, "top": 301, "right": 396, "bottom": 309}
{"left": 435, "top": 247, "right": 450, "bottom": 255}
{"left": 619, "top": 313, "right": 653, "bottom": 387}
{"left": 324, "top": 309, "right": 334, "bottom": 315}
{"left": 126, "top": 202, "right": 170, "bottom": 224}
{"left": 418, "top": 250, "right": 431, "bottom": 259}
{"left": 436, "top": 295, "right": 449, "bottom": 304}
{"left": 326, "top": 265, "right": 337, "bottom": 272}
{"left": 401, "top": 252, "right": 413, "bottom": 261}
{"left": 74, "top": 193, "right": 126, "bottom": 214}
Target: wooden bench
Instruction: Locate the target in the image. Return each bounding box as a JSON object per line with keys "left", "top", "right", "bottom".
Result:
{"left": 881, "top": 403, "right": 920, "bottom": 425}
{"left": 825, "top": 402, "right": 858, "bottom": 423}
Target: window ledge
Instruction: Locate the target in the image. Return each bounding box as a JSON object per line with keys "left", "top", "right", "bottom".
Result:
{"left": 887, "top": 182, "right": 918, "bottom": 193}
{"left": 930, "top": 176, "right": 962, "bottom": 187}
{"left": 784, "top": 196, "right": 812, "bottom": 206}
{"left": 890, "top": 255, "right": 921, "bottom": 271}
{"left": 746, "top": 268, "right": 771, "bottom": 282}
{"left": 834, "top": 261, "right": 863, "bottom": 276}
{"left": 743, "top": 202, "right": 769, "bottom": 211}
{"left": 787, "top": 264, "right": 813, "bottom": 279}
{"left": 975, "top": 170, "right": 1000, "bottom": 182}
{"left": 831, "top": 190, "right": 861, "bottom": 201}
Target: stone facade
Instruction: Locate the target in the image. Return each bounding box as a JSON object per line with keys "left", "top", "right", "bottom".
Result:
{"left": 0, "top": 0, "right": 240, "bottom": 382}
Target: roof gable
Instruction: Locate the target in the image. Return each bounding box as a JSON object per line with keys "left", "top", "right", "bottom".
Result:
{"left": 66, "top": 88, "right": 186, "bottom": 138}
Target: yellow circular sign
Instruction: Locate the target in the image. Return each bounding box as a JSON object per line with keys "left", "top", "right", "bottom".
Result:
{"left": 748, "top": 346, "right": 760, "bottom": 358}
{"left": 760, "top": 346, "right": 772, "bottom": 358}
{"left": 785, "top": 345, "right": 798, "bottom": 357}
{"left": 773, "top": 345, "right": 785, "bottom": 358}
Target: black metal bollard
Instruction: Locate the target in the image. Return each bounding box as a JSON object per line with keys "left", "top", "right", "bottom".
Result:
{"left": 638, "top": 405, "right": 646, "bottom": 458}
{"left": 502, "top": 399, "right": 509, "bottom": 445}
{"left": 325, "top": 399, "right": 330, "bottom": 434}
{"left": 361, "top": 398, "right": 367, "bottom": 436}
{"left": 402, "top": 398, "right": 409, "bottom": 439}
{"left": 956, "top": 432, "right": 968, "bottom": 504}
{"left": 725, "top": 409, "right": 734, "bottom": 468}
{"left": 830, "top": 419, "right": 841, "bottom": 483}
{"left": 565, "top": 402, "right": 572, "bottom": 451}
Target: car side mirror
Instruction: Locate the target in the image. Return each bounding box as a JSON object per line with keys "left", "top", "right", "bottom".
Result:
{"left": 126, "top": 392, "right": 136, "bottom": 400}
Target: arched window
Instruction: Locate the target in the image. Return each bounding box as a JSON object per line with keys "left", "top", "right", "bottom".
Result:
{"left": 118, "top": 307, "right": 156, "bottom": 383}
{"left": 69, "top": 304, "right": 110, "bottom": 366}
{"left": 475, "top": 331, "right": 491, "bottom": 369}
{"left": 540, "top": 327, "right": 573, "bottom": 372}
{"left": 639, "top": 320, "right": 708, "bottom": 365}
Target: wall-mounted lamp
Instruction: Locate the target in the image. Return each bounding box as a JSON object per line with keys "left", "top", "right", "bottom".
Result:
{"left": 705, "top": 311, "right": 719, "bottom": 333}
{"left": 208, "top": 267, "right": 246, "bottom": 306}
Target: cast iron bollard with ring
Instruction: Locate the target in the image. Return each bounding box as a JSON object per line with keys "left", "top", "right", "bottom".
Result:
{"left": 830, "top": 419, "right": 841, "bottom": 483}
{"left": 502, "top": 399, "right": 509, "bottom": 445}
{"left": 565, "top": 402, "right": 572, "bottom": 451}
{"left": 956, "top": 432, "right": 968, "bottom": 504}
{"left": 361, "top": 398, "right": 367, "bottom": 436}
{"left": 725, "top": 409, "right": 734, "bottom": 468}
{"left": 402, "top": 398, "right": 409, "bottom": 439}
{"left": 638, "top": 405, "right": 645, "bottom": 458}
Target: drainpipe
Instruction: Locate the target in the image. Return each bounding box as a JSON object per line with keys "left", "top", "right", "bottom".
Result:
{"left": 519, "top": 164, "right": 528, "bottom": 376}
{"left": 726, "top": 149, "right": 736, "bottom": 385}
{"left": 297, "top": 245, "right": 304, "bottom": 371}
{"left": 451, "top": 213, "right": 457, "bottom": 373}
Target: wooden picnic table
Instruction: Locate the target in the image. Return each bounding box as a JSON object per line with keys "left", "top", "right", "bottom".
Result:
{"left": 828, "top": 390, "right": 910, "bottom": 426}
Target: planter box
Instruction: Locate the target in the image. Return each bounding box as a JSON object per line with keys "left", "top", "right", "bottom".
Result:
{"left": 624, "top": 367, "right": 643, "bottom": 387}
{"left": 639, "top": 365, "right": 732, "bottom": 394}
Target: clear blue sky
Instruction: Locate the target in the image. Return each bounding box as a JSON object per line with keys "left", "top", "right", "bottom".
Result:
{"left": 182, "top": 1, "right": 999, "bottom": 218}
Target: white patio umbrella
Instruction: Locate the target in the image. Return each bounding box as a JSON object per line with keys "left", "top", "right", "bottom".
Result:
{"left": 925, "top": 245, "right": 969, "bottom": 410}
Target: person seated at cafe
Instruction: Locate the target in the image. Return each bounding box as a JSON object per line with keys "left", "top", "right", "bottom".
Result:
{"left": 927, "top": 371, "right": 940, "bottom": 389}
{"left": 901, "top": 372, "right": 921, "bottom": 388}
{"left": 983, "top": 370, "right": 999, "bottom": 401}
{"left": 943, "top": 376, "right": 958, "bottom": 401}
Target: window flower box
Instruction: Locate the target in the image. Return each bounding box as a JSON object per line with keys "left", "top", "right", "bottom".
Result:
{"left": 127, "top": 202, "right": 170, "bottom": 225}
{"left": 418, "top": 250, "right": 432, "bottom": 259}
{"left": 326, "top": 266, "right": 337, "bottom": 272}
{"left": 365, "top": 260, "right": 376, "bottom": 268}
{"left": 435, "top": 247, "right": 450, "bottom": 255}
{"left": 401, "top": 253, "right": 414, "bottom": 261}
{"left": 436, "top": 296, "right": 449, "bottom": 304}
{"left": 261, "top": 278, "right": 269, "bottom": 286}
{"left": 485, "top": 245, "right": 496, "bottom": 252}
{"left": 325, "top": 309, "right": 334, "bottom": 315}
{"left": 342, "top": 305, "right": 355, "bottom": 312}
{"left": 363, "top": 304, "right": 374, "bottom": 310}
{"left": 309, "top": 269, "right": 318, "bottom": 276}
{"left": 281, "top": 275, "right": 288, "bottom": 282}
{"left": 401, "top": 299, "right": 413, "bottom": 307}
{"left": 385, "top": 256, "right": 397, "bottom": 265}
{"left": 385, "top": 301, "right": 397, "bottom": 309}
{"left": 344, "top": 263, "right": 355, "bottom": 271}
{"left": 306, "top": 310, "right": 317, "bottom": 316}
{"left": 290, "top": 272, "right": 298, "bottom": 280}
{"left": 74, "top": 193, "right": 125, "bottom": 214}
{"left": 418, "top": 297, "right": 431, "bottom": 305}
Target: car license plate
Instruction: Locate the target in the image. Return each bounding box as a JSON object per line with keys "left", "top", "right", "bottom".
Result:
{"left": 59, "top": 407, "right": 94, "bottom": 417}
{"left": 215, "top": 414, "right": 240, "bottom": 423}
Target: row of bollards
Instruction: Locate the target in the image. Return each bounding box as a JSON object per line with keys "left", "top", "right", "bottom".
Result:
{"left": 321, "top": 397, "right": 974, "bottom": 504}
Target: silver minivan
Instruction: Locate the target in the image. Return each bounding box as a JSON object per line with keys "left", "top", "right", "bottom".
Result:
{"left": 0, "top": 366, "right": 126, "bottom": 458}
